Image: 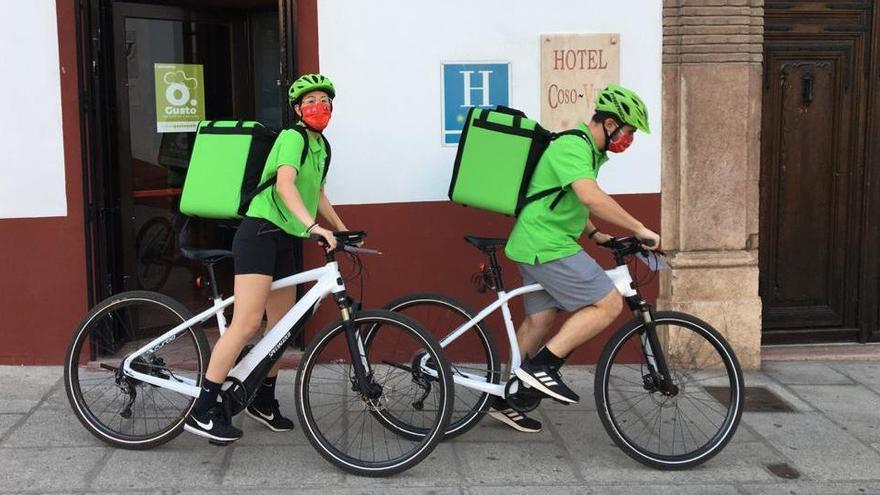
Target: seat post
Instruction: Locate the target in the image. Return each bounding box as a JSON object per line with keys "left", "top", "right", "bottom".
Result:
{"left": 486, "top": 249, "right": 506, "bottom": 292}
{"left": 205, "top": 263, "right": 221, "bottom": 300}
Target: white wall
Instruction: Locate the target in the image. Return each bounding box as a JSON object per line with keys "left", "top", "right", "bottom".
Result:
{"left": 318, "top": 0, "right": 662, "bottom": 205}
{"left": 0, "top": 1, "right": 66, "bottom": 219}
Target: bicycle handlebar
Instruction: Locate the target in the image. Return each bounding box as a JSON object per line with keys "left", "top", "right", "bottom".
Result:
{"left": 309, "top": 230, "right": 381, "bottom": 256}
{"left": 343, "top": 245, "right": 382, "bottom": 255}
{"left": 600, "top": 236, "right": 664, "bottom": 259}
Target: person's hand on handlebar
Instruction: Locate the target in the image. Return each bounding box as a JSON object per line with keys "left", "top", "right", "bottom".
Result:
{"left": 591, "top": 230, "right": 613, "bottom": 247}
{"left": 310, "top": 225, "right": 337, "bottom": 251}
{"left": 633, "top": 226, "right": 661, "bottom": 251}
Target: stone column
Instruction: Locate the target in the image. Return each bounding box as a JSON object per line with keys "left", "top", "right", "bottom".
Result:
{"left": 659, "top": 0, "right": 764, "bottom": 369}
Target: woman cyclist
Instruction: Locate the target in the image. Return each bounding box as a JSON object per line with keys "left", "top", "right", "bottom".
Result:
{"left": 184, "top": 74, "right": 351, "bottom": 443}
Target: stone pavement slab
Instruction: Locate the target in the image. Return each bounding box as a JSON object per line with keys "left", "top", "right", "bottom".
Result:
{"left": 829, "top": 362, "right": 880, "bottom": 396}
{"left": 2, "top": 362, "right": 880, "bottom": 494}
{"left": 788, "top": 384, "right": 880, "bottom": 445}
{"left": 0, "top": 446, "right": 109, "bottom": 493}
{"left": 741, "top": 481, "right": 880, "bottom": 494}
{"left": 742, "top": 411, "right": 880, "bottom": 481}
{"left": 0, "top": 414, "right": 23, "bottom": 438}
{"left": 0, "top": 366, "right": 60, "bottom": 414}
{"left": 761, "top": 362, "right": 855, "bottom": 386}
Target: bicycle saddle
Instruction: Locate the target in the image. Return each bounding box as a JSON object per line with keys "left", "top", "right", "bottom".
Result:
{"left": 180, "top": 247, "right": 233, "bottom": 264}
{"left": 463, "top": 235, "right": 507, "bottom": 252}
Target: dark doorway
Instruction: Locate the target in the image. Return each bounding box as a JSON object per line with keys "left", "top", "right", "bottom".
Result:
{"left": 761, "top": 1, "right": 879, "bottom": 344}
{"left": 79, "top": 0, "right": 296, "bottom": 311}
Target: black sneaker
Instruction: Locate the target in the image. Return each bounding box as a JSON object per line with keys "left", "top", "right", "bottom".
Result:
{"left": 184, "top": 405, "right": 242, "bottom": 443}
{"left": 487, "top": 398, "right": 542, "bottom": 433}
{"left": 246, "top": 400, "right": 295, "bottom": 432}
{"left": 514, "top": 360, "right": 580, "bottom": 404}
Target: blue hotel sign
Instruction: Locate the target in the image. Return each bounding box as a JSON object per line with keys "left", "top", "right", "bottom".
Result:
{"left": 442, "top": 62, "right": 510, "bottom": 145}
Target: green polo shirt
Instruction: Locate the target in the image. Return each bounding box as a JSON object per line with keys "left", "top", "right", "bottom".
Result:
{"left": 505, "top": 123, "right": 608, "bottom": 264}
{"left": 246, "top": 125, "right": 328, "bottom": 237}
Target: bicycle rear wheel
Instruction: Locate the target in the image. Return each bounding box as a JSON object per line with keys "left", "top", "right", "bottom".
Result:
{"left": 295, "top": 310, "right": 453, "bottom": 477}
{"left": 381, "top": 293, "right": 500, "bottom": 439}
{"left": 64, "top": 291, "right": 209, "bottom": 449}
{"left": 595, "top": 311, "right": 744, "bottom": 470}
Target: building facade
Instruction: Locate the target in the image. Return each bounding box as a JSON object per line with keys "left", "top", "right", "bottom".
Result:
{"left": 0, "top": 0, "right": 877, "bottom": 366}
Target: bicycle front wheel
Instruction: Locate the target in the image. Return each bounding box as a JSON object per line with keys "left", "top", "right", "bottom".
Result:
{"left": 295, "top": 310, "right": 453, "bottom": 477}
{"left": 64, "top": 291, "right": 209, "bottom": 449}
{"left": 595, "top": 311, "right": 744, "bottom": 470}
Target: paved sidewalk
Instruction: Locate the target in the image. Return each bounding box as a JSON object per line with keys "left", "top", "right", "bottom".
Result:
{"left": 2, "top": 361, "right": 880, "bottom": 494}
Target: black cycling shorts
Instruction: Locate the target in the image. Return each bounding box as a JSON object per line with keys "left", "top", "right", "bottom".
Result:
{"left": 232, "top": 216, "right": 298, "bottom": 279}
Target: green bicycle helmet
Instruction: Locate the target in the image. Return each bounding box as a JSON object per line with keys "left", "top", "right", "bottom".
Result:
{"left": 594, "top": 84, "right": 650, "bottom": 134}
{"left": 288, "top": 73, "right": 336, "bottom": 103}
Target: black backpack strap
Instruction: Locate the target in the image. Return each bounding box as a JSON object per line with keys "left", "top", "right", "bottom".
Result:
{"left": 240, "top": 178, "right": 275, "bottom": 208}
{"left": 238, "top": 126, "right": 310, "bottom": 214}
{"left": 292, "top": 125, "right": 331, "bottom": 185}
{"left": 521, "top": 130, "right": 596, "bottom": 212}
{"left": 523, "top": 187, "right": 563, "bottom": 206}
{"left": 320, "top": 133, "right": 331, "bottom": 185}
{"left": 292, "top": 125, "right": 310, "bottom": 166}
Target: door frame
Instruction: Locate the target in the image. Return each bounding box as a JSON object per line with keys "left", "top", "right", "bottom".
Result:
{"left": 77, "top": 0, "right": 299, "bottom": 302}
{"left": 111, "top": 2, "right": 252, "bottom": 292}
{"left": 760, "top": 2, "right": 879, "bottom": 344}
{"left": 861, "top": 5, "right": 880, "bottom": 342}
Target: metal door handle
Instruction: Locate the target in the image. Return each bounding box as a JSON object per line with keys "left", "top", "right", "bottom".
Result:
{"left": 802, "top": 72, "right": 814, "bottom": 105}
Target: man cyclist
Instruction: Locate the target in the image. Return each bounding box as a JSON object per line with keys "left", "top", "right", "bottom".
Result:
{"left": 488, "top": 84, "right": 661, "bottom": 433}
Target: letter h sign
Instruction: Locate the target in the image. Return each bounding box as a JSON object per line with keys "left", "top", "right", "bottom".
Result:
{"left": 442, "top": 62, "right": 510, "bottom": 145}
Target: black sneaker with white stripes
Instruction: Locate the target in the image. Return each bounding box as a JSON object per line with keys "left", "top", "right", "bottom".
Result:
{"left": 184, "top": 405, "right": 242, "bottom": 443}
{"left": 487, "top": 397, "right": 542, "bottom": 433}
{"left": 246, "top": 399, "right": 295, "bottom": 432}
{"left": 514, "top": 359, "right": 580, "bottom": 404}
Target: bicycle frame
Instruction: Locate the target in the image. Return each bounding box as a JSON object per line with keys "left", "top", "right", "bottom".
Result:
{"left": 423, "top": 261, "right": 664, "bottom": 397}
{"left": 121, "top": 262, "right": 348, "bottom": 398}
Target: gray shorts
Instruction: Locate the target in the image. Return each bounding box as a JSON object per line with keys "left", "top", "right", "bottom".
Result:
{"left": 518, "top": 251, "right": 616, "bottom": 315}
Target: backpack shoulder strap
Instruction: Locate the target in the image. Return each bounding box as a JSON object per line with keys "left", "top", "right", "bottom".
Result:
{"left": 238, "top": 127, "right": 307, "bottom": 214}
{"left": 291, "top": 125, "right": 310, "bottom": 166}
{"left": 320, "top": 134, "right": 331, "bottom": 185}
{"left": 551, "top": 129, "right": 593, "bottom": 148}
{"left": 520, "top": 130, "right": 596, "bottom": 213}
{"left": 292, "top": 126, "right": 331, "bottom": 185}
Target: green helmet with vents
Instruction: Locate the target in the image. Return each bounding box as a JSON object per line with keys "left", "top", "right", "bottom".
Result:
{"left": 288, "top": 73, "right": 336, "bottom": 103}
{"left": 594, "top": 84, "right": 650, "bottom": 134}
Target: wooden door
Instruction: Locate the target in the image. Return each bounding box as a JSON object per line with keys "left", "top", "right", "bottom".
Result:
{"left": 761, "top": 1, "right": 876, "bottom": 343}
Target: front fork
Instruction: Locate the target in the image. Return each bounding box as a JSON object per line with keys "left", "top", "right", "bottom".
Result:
{"left": 336, "top": 290, "right": 381, "bottom": 399}
{"left": 627, "top": 297, "right": 677, "bottom": 396}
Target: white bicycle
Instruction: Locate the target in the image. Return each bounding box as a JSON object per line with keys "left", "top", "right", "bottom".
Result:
{"left": 64, "top": 231, "right": 454, "bottom": 477}
{"left": 382, "top": 235, "right": 744, "bottom": 470}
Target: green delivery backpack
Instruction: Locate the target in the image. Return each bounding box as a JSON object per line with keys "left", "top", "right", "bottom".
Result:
{"left": 448, "top": 106, "right": 592, "bottom": 216}
{"left": 179, "top": 121, "right": 331, "bottom": 219}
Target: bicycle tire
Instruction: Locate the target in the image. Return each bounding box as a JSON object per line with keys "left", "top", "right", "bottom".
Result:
{"left": 64, "top": 290, "right": 209, "bottom": 450}
{"left": 595, "top": 311, "right": 744, "bottom": 470}
{"left": 295, "top": 310, "right": 454, "bottom": 477}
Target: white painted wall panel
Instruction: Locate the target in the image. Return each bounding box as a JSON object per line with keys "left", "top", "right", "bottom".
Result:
{"left": 319, "top": 0, "right": 662, "bottom": 204}
{"left": 0, "top": 1, "right": 66, "bottom": 218}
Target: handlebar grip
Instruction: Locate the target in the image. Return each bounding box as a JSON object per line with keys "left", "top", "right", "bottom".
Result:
{"left": 641, "top": 238, "right": 656, "bottom": 247}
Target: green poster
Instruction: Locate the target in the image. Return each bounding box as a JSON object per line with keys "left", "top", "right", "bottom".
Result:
{"left": 154, "top": 63, "right": 205, "bottom": 133}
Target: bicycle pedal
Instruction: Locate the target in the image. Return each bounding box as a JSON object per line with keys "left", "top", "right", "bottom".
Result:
{"left": 208, "top": 439, "right": 233, "bottom": 447}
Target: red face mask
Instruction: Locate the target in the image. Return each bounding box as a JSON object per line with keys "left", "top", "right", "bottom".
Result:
{"left": 300, "top": 102, "right": 332, "bottom": 132}
{"left": 607, "top": 131, "right": 634, "bottom": 153}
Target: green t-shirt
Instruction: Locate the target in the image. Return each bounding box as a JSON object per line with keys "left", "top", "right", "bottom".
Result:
{"left": 505, "top": 123, "right": 608, "bottom": 264}
{"left": 246, "top": 125, "right": 328, "bottom": 237}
